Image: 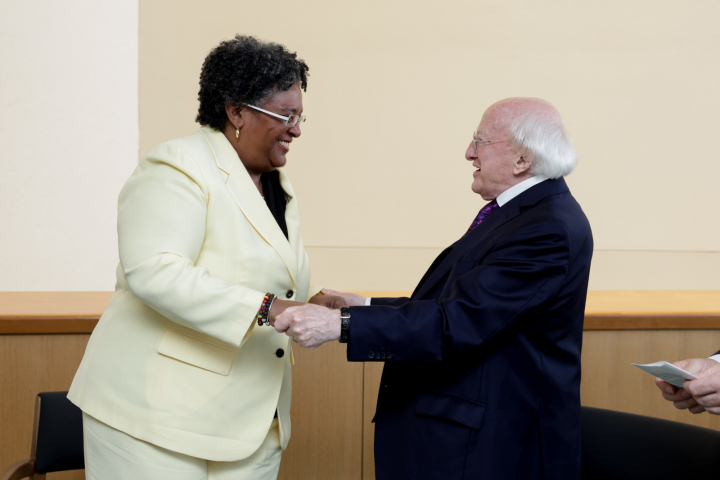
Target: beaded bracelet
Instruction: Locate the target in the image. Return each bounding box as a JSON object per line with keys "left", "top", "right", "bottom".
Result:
{"left": 257, "top": 293, "right": 272, "bottom": 325}
{"left": 257, "top": 293, "right": 276, "bottom": 326}
{"left": 256, "top": 294, "right": 270, "bottom": 326}
{"left": 257, "top": 293, "right": 270, "bottom": 320}
{"left": 264, "top": 295, "right": 277, "bottom": 325}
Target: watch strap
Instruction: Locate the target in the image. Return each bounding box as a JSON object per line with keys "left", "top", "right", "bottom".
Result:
{"left": 339, "top": 306, "right": 350, "bottom": 343}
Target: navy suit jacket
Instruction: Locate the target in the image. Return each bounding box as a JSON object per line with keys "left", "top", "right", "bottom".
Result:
{"left": 347, "top": 178, "right": 593, "bottom": 480}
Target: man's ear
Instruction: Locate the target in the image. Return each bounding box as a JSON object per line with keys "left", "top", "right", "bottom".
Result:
{"left": 225, "top": 104, "right": 245, "bottom": 130}
{"left": 514, "top": 151, "right": 534, "bottom": 175}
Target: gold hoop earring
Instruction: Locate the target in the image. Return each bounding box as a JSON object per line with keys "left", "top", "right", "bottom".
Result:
{"left": 235, "top": 127, "right": 240, "bottom": 139}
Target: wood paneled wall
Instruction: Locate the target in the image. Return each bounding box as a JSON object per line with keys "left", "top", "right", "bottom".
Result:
{"left": 278, "top": 342, "right": 363, "bottom": 480}
{"left": 2, "top": 292, "right": 720, "bottom": 479}
{"left": 0, "top": 334, "right": 90, "bottom": 480}
{"left": 5, "top": 331, "right": 720, "bottom": 480}
{"left": 581, "top": 330, "right": 720, "bottom": 429}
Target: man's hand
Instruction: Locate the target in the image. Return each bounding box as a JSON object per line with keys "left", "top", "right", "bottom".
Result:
{"left": 309, "top": 294, "right": 346, "bottom": 309}
{"left": 267, "top": 299, "right": 304, "bottom": 327}
{"left": 684, "top": 360, "right": 720, "bottom": 414}
{"left": 274, "top": 304, "right": 341, "bottom": 350}
{"left": 321, "top": 288, "right": 366, "bottom": 306}
{"left": 656, "top": 358, "right": 720, "bottom": 414}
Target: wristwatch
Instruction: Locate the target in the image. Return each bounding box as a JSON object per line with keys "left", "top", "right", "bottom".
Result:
{"left": 339, "top": 306, "right": 350, "bottom": 344}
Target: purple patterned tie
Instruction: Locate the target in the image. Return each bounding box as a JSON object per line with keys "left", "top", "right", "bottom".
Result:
{"left": 466, "top": 199, "right": 499, "bottom": 235}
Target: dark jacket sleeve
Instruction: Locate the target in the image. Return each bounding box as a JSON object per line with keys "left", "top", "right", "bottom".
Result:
{"left": 347, "top": 221, "right": 571, "bottom": 362}
{"left": 370, "top": 297, "right": 411, "bottom": 307}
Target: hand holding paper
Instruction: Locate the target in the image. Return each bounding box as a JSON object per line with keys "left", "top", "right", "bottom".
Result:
{"left": 633, "top": 361, "right": 697, "bottom": 388}
{"left": 642, "top": 358, "right": 720, "bottom": 415}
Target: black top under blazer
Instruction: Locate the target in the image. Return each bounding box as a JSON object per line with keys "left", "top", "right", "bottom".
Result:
{"left": 348, "top": 177, "right": 593, "bottom": 480}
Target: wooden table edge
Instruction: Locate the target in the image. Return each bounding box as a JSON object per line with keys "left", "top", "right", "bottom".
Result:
{"left": 2, "top": 313, "right": 720, "bottom": 334}
{"left": 583, "top": 314, "right": 720, "bottom": 330}
{"left": 0, "top": 317, "right": 100, "bottom": 334}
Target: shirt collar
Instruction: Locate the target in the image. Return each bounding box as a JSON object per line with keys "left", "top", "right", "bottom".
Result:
{"left": 496, "top": 175, "right": 549, "bottom": 207}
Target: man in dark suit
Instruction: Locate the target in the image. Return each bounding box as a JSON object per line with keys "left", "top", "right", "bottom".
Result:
{"left": 274, "top": 98, "right": 593, "bottom": 479}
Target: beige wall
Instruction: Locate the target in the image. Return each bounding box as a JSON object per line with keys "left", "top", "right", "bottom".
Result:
{"left": 0, "top": 0, "right": 139, "bottom": 291}
{"left": 2, "top": 1, "right": 719, "bottom": 291}
{"left": 139, "top": 0, "right": 720, "bottom": 292}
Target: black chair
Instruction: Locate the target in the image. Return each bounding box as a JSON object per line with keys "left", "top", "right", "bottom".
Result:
{"left": 1, "top": 392, "right": 84, "bottom": 480}
{"left": 582, "top": 406, "right": 720, "bottom": 479}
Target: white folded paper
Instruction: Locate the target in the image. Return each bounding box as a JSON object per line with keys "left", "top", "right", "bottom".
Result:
{"left": 632, "top": 361, "right": 698, "bottom": 388}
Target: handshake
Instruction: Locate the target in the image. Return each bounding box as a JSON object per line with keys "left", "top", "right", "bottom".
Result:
{"left": 266, "top": 289, "right": 365, "bottom": 349}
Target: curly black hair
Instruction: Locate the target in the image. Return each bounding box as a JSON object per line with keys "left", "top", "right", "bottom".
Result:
{"left": 195, "top": 35, "right": 309, "bottom": 131}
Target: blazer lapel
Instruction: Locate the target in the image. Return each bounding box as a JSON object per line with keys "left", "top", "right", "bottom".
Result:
{"left": 199, "top": 127, "right": 299, "bottom": 283}
{"left": 411, "top": 246, "right": 453, "bottom": 298}
{"left": 277, "top": 168, "right": 303, "bottom": 266}
{"left": 413, "top": 204, "right": 519, "bottom": 299}
{"left": 412, "top": 178, "right": 570, "bottom": 300}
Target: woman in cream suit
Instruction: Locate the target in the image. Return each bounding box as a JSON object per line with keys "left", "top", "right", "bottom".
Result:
{"left": 68, "top": 35, "right": 340, "bottom": 480}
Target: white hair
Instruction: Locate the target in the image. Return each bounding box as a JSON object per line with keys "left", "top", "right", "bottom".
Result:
{"left": 508, "top": 111, "right": 577, "bottom": 179}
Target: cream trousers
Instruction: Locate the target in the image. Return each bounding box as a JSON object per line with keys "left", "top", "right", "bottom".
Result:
{"left": 82, "top": 413, "right": 282, "bottom": 480}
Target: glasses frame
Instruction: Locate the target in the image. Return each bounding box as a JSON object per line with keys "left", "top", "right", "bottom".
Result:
{"left": 472, "top": 133, "right": 507, "bottom": 153}
{"left": 245, "top": 104, "right": 306, "bottom": 128}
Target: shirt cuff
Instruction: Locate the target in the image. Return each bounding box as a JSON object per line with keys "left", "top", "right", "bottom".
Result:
{"left": 709, "top": 355, "right": 720, "bottom": 363}
{"left": 365, "top": 297, "right": 372, "bottom": 306}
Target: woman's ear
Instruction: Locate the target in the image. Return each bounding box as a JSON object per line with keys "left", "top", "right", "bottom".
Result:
{"left": 225, "top": 104, "right": 245, "bottom": 130}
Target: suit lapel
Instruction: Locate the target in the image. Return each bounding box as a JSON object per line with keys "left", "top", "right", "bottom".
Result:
{"left": 277, "top": 168, "right": 303, "bottom": 268}
{"left": 411, "top": 246, "right": 453, "bottom": 298}
{"left": 199, "top": 127, "right": 299, "bottom": 283}
{"left": 411, "top": 177, "right": 570, "bottom": 300}
{"left": 413, "top": 203, "right": 520, "bottom": 299}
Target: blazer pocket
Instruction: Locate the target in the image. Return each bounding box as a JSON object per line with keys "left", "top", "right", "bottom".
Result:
{"left": 415, "top": 393, "right": 486, "bottom": 430}
{"left": 157, "top": 329, "right": 235, "bottom": 376}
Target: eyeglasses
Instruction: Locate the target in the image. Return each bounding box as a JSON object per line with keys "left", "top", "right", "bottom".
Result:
{"left": 472, "top": 133, "right": 507, "bottom": 153}
{"left": 245, "top": 104, "right": 306, "bottom": 128}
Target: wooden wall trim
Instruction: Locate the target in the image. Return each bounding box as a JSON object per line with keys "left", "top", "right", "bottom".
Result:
{"left": 0, "top": 317, "right": 99, "bottom": 334}
{"left": 2, "top": 291, "right": 719, "bottom": 334}
{"left": 583, "top": 314, "right": 720, "bottom": 330}
{"left": 4, "top": 315, "right": 720, "bottom": 334}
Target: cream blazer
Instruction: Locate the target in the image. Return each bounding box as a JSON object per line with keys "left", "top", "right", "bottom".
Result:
{"left": 68, "top": 126, "right": 320, "bottom": 462}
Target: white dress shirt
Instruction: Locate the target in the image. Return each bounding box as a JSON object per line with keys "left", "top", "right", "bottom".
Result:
{"left": 495, "top": 175, "right": 548, "bottom": 207}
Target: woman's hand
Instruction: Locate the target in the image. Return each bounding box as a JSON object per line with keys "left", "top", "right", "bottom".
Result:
{"left": 309, "top": 294, "right": 345, "bottom": 309}
{"left": 320, "top": 288, "right": 366, "bottom": 306}
{"left": 267, "top": 299, "right": 304, "bottom": 327}
{"left": 269, "top": 293, "right": 346, "bottom": 328}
